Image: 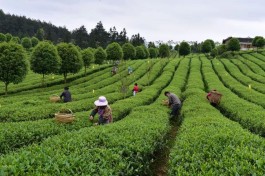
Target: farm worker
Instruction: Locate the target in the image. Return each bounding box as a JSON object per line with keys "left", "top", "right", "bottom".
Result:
{"left": 89, "top": 96, "right": 112, "bottom": 125}
{"left": 206, "top": 89, "right": 222, "bottom": 107}
{"left": 60, "top": 87, "right": 72, "bottom": 103}
{"left": 206, "top": 90, "right": 215, "bottom": 101}
{"left": 132, "top": 83, "right": 139, "bottom": 96}
{"left": 115, "top": 60, "right": 120, "bottom": 66}
{"left": 164, "top": 91, "right": 181, "bottom": 117}
{"left": 111, "top": 66, "right": 117, "bottom": 75}
{"left": 128, "top": 66, "right": 133, "bottom": 74}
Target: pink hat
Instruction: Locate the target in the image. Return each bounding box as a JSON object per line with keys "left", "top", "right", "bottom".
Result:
{"left": 94, "top": 96, "right": 108, "bottom": 106}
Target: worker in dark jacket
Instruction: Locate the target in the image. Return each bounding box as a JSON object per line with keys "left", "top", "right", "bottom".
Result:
{"left": 60, "top": 87, "right": 72, "bottom": 103}
{"left": 164, "top": 91, "right": 181, "bottom": 117}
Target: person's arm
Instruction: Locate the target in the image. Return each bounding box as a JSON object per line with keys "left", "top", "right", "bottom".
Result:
{"left": 60, "top": 92, "right": 65, "bottom": 99}
{"left": 89, "top": 108, "right": 98, "bottom": 120}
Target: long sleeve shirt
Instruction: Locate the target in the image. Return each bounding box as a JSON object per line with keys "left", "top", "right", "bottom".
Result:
{"left": 90, "top": 105, "right": 112, "bottom": 120}
{"left": 60, "top": 90, "right": 72, "bottom": 102}
{"left": 168, "top": 93, "right": 181, "bottom": 106}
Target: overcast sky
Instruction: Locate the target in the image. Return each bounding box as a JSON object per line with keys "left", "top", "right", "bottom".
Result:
{"left": 1, "top": 0, "right": 265, "bottom": 43}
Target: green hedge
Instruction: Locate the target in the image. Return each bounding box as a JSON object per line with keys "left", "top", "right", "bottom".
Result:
{"left": 251, "top": 53, "right": 265, "bottom": 62}
{"left": 237, "top": 55, "right": 265, "bottom": 77}
{"left": 220, "top": 59, "right": 265, "bottom": 94}
{"left": 230, "top": 58, "right": 265, "bottom": 84}
{"left": 0, "top": 61, "right": 146, "bottom": 121}
{"left": 0, "top": 59, "right": 183, "bottom": 175}
{"left": 242, "top": 53, "right": 265, "bottom": 69}
{"left": 0, "top": 64, "right": 111, "bottom": 95}
{"left": 201, "top": 57, "right": 265, "bottom": 136}
{"left": 0, "top": 59, "right": 170, "bottom": 155}
{"left": 212, "top": 59, "right": 265, "bottom": 108}
{"left": 168, "top": 58, "right": 265, "bottom": 175}
{"left": 0, "top": 60, "right": 140, "bottom": 105}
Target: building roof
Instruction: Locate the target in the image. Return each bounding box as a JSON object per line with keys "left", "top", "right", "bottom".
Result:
{"left": 222, "top": 37, "right": 253, "bottom": 44}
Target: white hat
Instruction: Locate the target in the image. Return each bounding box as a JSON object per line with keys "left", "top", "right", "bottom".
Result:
{"left": 94, "top": 96, "right": 108, "bottom": 106}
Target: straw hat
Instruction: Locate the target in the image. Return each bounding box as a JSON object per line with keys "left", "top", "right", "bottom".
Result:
{"left": 94, "top": 96, "right": 108, "bottom": 106}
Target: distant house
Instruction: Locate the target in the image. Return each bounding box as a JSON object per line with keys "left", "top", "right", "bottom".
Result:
{"left": 222, "top": 37, "right": 253, "bottom": 50}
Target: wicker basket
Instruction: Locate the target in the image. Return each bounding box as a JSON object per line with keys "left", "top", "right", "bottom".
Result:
{"left": 208, "top": 91, "right": 222, "bottom": 104}
{"left": 50, "top": 95, "right": 60, "bottom": 103}
{"left": 162, "top": 99, "right": 169, "bottom": 106}
{"left": 55, "top": 109, "right": 75, "bottom": 123}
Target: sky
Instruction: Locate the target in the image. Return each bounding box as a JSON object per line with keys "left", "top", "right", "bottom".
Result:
{"left": 1, "top": 0, "right": 265, "bottom": 43}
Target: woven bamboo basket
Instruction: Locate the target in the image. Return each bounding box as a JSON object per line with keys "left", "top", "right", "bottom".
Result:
{"left": 55, "top": 109, "right": 75, "bottom": 123}
{"left": 208, "top": 91, "right": 222, "bottom": 104}
{"left": 50, "top": 95, "right": 60, "bottom": 103}
{"left": 162, "top": 99, "right": 169, "bottom": 106}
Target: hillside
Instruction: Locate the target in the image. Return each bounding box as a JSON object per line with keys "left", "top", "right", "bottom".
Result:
{"left": 0, "top": 52, "right": 265, "bottom": 175}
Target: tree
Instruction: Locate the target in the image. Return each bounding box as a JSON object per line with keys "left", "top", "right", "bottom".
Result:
{"left": 10, "top": 37, "right": 20, "bottom": 44}
{"left": 179, "top": 41, "right": 191, "bottom": 57}
{"left": 35, "top": 28, "right": 45, "bottom": 41}
{"left": 72, "top": 25, "right": 89, "bottom": 49}
{"left": 31, "top": 42, "right": 61, "bottom": 85}
{"left": 88, "top": 21, "right": 110, "bottom": 48}
{"left": 135, "top": 46, "right": 146, "bottom": 59}
{"left": 217, "top": 44, "right": 227, "bottom": 55}
{"left": 205, "top": 39, "right": 215, "bottom": 49}
{"left": 81, "top": 49, "right": 94, "bottom": 73}
{"left": 57, "top": 43, "right": 83, "bottom": 83}
{"left": 0, "top": 33, "right": 6, "bottom": 42}
{"left": 190, "top": 42, "right": 200, "bottom": 53}
{"left": 174, "top": 44, "right": 179, "bottom": 51}
{"left": 31, "top": 37, "right": 39, "bottom": 47}
{"left": 141, "top": 45, "right": 149, "bottom": 59}
{"left": 0, "top": 42, "right": 29, "bottom": 94}
{"left": 109, "top": 26, "right": 119, "bottom": 43}
{"left": 149, "top": 47, "right": 158, "bottom": 58}
{"left": 201, "top": 40, "right": 212, "bottom": 53}
{"left": 130, "top": 33, "right": 145, "bottom": 46}
{"left": 210, "top": 48, "right": 218, "bottom": 58}
{"left": 0, "top": 10, "right": 72, "bottom": 44}
{"left": 253, "top": 36, "right": 265, "bottom": 49}
{"left": 159, "top": 44, "right": 170, "bottom": 58}
{"left": 117, "top": 28, "right": 128, "bottom": 45}
{"left": 122, "top": 43, "right": 136, "bottom": 60}
{"left": 106, "top": 42, "right": 123, "bottom": 61}
{"left": 94, "top": 47, "right": 107, "bottom": 65}
{"left": 256, "top": 38, "right": 265, "bottom": 49}
{"left": 227, "top": 38, "right": 240, "bottom": 51}
{"left": 21, "top": 37, "right": 32, "bottom": 49}
{"left": 5, "top": 33, "right": 12, "bottom": 42}
{"left": 148, "top": 42, "right": 156, "bottom": 48}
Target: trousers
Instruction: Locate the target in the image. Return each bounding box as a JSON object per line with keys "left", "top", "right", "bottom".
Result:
{"left": 171, "top": 104, "right": 181, "bottom": 116}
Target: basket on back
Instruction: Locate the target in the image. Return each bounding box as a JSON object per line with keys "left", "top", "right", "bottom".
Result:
{"left": 55, "top": 108, "right": 75, "bottom": 123}
{"left": 208, "top": 90, "right": 222, "bottom": 104}
{"left": 50, "top": 95, "right": 60, "bottom": 103}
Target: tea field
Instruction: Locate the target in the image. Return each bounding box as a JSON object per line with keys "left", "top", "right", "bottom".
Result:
{"left": 0, "top": 53, "right": 265, "bottom": 175}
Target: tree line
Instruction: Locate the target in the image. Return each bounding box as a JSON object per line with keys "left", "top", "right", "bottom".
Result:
{"left": 0, "top": 39, "right": 177, "bottom": 95}
{"left": 0, "top": 9, "right": 146, "bottom": 49}
{"left": 1, "top": 33, "right": 264, "bottom": 95}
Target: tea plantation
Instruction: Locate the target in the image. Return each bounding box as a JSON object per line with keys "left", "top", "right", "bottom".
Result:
{"left": 0, "top": 52, "right": 265, "bottom": 175}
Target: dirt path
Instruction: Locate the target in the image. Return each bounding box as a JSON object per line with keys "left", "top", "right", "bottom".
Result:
{"left": 150, "top": 117, "right": 181, "bottom": 176}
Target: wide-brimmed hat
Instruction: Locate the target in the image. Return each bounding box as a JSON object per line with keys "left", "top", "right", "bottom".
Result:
{"left": 94, "top": 96, "right": 108, "bottom": 106}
